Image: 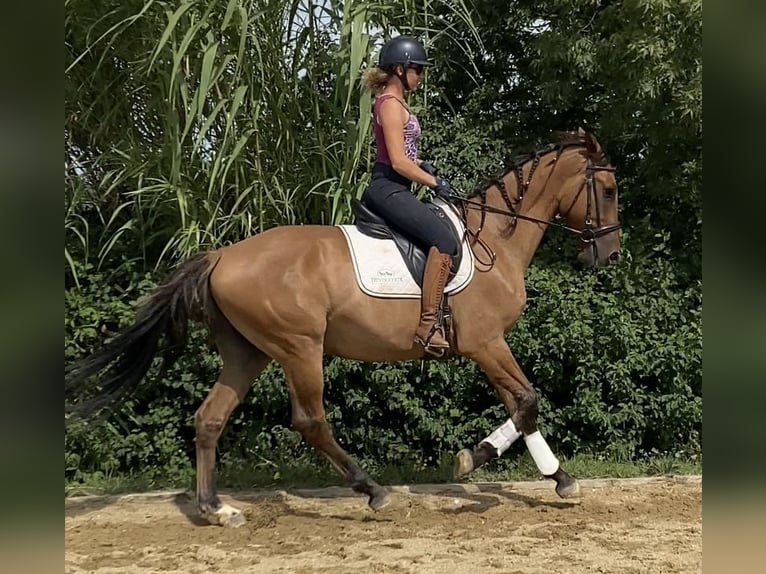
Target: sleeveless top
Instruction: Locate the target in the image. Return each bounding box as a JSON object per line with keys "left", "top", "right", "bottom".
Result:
{"left": 372, "top": 94, "right": 421, "bottom": 166}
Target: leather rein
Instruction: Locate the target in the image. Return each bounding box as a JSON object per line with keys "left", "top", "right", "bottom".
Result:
{"left": 448, "top": 147, "right": 620, "bottom": 269}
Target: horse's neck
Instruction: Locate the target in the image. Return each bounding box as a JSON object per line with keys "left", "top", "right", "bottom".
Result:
{"left": 468, "top": 166, "right": 561, "bottom": 273}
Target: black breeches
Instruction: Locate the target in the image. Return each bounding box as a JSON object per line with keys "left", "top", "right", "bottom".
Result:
{"left": 361, "top": 165, "right": 459, "bottom": 256}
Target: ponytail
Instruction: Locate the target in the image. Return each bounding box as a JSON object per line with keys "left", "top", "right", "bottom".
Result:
{"left": 361, "top": 66, "right": 392, "bottom": 94}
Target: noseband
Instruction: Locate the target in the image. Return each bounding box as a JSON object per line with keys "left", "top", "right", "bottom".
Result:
{"left": 453, "top": 148, "right": 620, "bottom": 266}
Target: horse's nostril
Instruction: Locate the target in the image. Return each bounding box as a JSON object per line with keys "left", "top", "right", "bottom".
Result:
{"left": 608, "top": 251, "right": 620, "bottom": 264}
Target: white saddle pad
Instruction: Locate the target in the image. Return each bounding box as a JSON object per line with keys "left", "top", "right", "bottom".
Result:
{"left": 337, "top": 198, "right": 475, "bottom": 299}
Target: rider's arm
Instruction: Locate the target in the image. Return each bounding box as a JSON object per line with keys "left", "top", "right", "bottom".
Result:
{"left": 378, "top": 99, "right": 436, "bottom": 188}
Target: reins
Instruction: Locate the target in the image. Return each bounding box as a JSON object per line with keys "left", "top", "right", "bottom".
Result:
{"left": 444, "top": 144, "right": 620, "bottom": 270}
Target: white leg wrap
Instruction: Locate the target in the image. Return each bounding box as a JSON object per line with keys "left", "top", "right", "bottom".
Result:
{"left": 483, "top": 418, "right": 522, "bottom": 456}
{"left": 204, "top": 503, "right": 246, "bottom": 528}
{"left": 523, "top": 431, "right": 559, "bottom": 476}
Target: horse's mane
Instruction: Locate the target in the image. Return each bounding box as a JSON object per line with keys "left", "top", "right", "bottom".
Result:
{"left": 470, "top": 130, "right": 609, "bottom": 199}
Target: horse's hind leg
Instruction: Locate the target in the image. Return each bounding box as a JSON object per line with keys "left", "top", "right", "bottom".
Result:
{"left": 195, "top": 317, "right": 271, "bottom": 527}
{"left": 455, "top": 337, "right": 579, "bottom": 498}
{"left": 281, "top": 349, "right": 390, "bottom": 510}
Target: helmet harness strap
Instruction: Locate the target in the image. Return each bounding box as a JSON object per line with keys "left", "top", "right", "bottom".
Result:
{"left": 390, "top": 63, "right": 411, "bottom": 92}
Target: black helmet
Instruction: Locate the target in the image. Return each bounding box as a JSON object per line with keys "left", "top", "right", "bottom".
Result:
{"left": 378, "top": 36, "right": 432, "bottom": 69}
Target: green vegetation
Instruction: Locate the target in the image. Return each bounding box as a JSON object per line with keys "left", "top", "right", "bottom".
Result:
{"left": 65, "top": 0, "right": 702, "bottom": 490}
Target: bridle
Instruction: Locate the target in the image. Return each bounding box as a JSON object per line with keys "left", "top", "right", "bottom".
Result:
{"left": 451, "top": 146, "right": 620, "bottom": 267}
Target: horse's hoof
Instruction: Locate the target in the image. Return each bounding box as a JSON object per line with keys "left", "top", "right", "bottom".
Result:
{"left": 202, "top": 503, "right": 247, "bottom": 527}
{"left": 454, "top": 449, "right": 474, "bottom": 479}
{"left": 224, "top": 510, "right": 247, "bottom": 528}
{"left": 556, "top": 478, "right": 581, "bottom": 499}
{"left": 368, "top": 489, "right": 391, "bottom": 511}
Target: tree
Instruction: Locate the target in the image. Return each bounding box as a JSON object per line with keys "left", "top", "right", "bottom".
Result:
{"left": 424, "top": 0, "right": 701, "bottom": 279}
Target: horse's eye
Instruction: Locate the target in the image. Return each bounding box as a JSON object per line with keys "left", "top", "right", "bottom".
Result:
{"left": 604, "top": 187, "right": 616, "bottom": 199}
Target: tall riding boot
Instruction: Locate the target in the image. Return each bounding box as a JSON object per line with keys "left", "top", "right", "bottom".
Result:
{"left": 415, "top": 246, "right": 453, "bottom": 356}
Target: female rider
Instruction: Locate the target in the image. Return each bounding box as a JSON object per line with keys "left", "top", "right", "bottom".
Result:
{"left": 361, "top": 36, "right": 458, "bottom": 356}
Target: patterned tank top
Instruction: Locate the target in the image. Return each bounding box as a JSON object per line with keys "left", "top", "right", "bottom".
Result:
{"left": 372, "top": 95, "right": 421, "bottom": 165}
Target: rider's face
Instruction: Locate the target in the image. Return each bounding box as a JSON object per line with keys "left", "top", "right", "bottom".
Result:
{"left": 406, "top": 65, "right": 424, "bottom": 90}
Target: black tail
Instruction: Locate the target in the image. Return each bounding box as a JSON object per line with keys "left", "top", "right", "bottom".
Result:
{"left": 65, "top": 252, "right": 219, "bottom": 417}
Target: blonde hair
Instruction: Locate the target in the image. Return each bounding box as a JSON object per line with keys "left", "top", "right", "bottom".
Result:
{"left": 362, "top": 66, "right": 392, "bottom": 94}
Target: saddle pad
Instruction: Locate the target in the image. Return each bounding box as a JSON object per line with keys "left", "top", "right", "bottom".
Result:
{"left": 338, "top": 201, "right": 475, "bottom": 299}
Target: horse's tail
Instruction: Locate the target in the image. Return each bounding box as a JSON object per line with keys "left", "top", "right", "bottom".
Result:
{"left": 65, "top": 252, "right": 221, "bottom": 417}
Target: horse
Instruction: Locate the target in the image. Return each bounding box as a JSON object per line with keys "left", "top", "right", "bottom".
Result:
{"left": 66, "top": 129, "right": 621, "bottom": 527}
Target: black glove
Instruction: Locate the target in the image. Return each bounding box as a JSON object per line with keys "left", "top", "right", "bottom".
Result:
{"left": 431, "top": 176, "right": 453, "bottom": 200}
{"left": 420, "top": 161, "right": 438, "bottom": 176}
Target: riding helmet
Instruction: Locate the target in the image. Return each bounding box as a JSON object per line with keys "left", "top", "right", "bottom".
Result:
{"left": 378, "top": 36, "right": 432, "bottom": 70}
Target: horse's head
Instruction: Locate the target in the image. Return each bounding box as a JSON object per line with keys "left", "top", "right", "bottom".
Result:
{"left": 556, "top": 131, "right": 621, "bottom": 267}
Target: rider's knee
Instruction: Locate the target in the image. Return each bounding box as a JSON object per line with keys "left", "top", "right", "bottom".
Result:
{"left": 436, "top": 235, "right": 458, "bottom": 256}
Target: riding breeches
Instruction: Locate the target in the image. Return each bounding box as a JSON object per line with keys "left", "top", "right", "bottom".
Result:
{"left": 361, "top": 163, "right": 458, "bottom": 256}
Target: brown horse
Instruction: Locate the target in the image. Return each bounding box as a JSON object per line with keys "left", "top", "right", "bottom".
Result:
{"left": 66, "top": 130, "right": 620, "bottom": 527}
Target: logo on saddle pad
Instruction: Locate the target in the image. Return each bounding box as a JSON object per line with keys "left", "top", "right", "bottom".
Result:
{"left": 337, "top": 198, "right": 475, "bottom": 299}
{"left": 370, "top": 269, "right": 404, "bottom": 284}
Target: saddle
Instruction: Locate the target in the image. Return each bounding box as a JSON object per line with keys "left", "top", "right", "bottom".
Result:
{"left": 351, "top": 198, "right": 464, "bottom": 287}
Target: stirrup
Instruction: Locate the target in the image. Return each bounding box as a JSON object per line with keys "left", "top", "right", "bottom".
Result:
{"left": 415, "top": 325, "right": 450, "bottom": 357}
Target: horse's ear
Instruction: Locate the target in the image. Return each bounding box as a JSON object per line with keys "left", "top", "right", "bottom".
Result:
{"left": 583, "top": 131, "right": 601, "bottom": 153}
{"left": 576, "top": 127, "right": 587, "bottom": 138}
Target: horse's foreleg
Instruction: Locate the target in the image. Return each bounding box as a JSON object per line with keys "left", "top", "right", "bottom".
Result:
{"left": 455, "top": 385, "right": 521, "bottom": 477}
{"left": 283, "top": 351, "right": 390, "bottom": 511}
{"left": 456, "top": 339, "right": 580, "bottom": 498}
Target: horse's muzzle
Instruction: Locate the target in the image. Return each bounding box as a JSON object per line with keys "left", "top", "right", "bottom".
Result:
{"left": 577, "top": 245, "right": 621, "bottom": 268}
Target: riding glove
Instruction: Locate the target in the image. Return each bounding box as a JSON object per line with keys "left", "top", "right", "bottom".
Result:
{"left": 431, "top": 176, "right": 453, "bottom": 200}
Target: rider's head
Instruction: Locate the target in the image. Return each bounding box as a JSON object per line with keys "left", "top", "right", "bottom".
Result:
{"left": 362, "top": 36, "right": 432, "bottom": 94}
